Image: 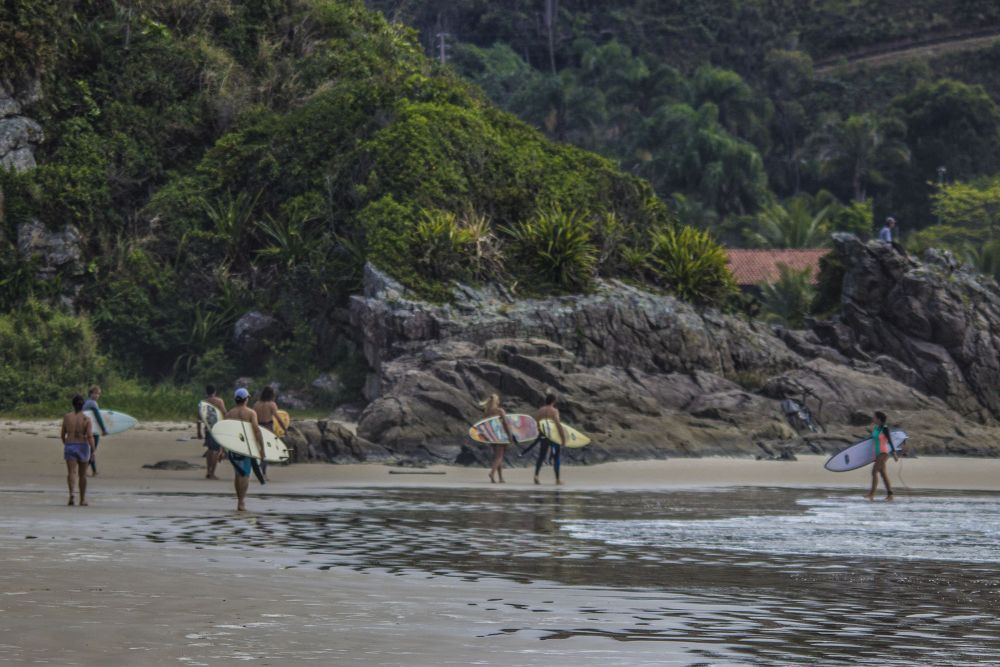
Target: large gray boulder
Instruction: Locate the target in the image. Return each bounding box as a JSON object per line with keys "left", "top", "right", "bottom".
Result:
{"left": 232, "top": 311, "right": 281, "bottom": 357}
{"left": 0, "top": 81, "right": 43, "bottom": 172}
{"left": 16, "top": 220, "right": 84, "bottom": 278}
{"left": 813, "top": 234, "right": 1000, "bottom": 423}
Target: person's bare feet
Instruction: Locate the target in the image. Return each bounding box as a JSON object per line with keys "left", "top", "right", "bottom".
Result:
{"left": 864, "top": 494, "right": 874, "bottom": 501}
{"left": 489, "top": 472, "right": 496, "bottom": 483}
{"left": 533, "top": 476, "right": 540, "bottom": 485}
{"left": 237, "top": 504, "right": 247, "bottom": 512}
{"left": 886, "top": 493, "right": 895, "bottom": 502}
{"left": 67, "top": 496, "right": 75, "bottom": 506}
{"left": 79, "top": 499, "right": 88, "bottom": 507}
{"left": 556, "top": 480, "right": 563, "bottom": 485}
{"left": 207, "top": 475, "right": 219, "bottom": 480}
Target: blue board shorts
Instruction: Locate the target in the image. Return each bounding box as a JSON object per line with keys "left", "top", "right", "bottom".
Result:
{"left": 228, "top": 451, "right": 252, "bottom": 477}
{"left": 64, "top": 442, "right": 91, "bottom": 463}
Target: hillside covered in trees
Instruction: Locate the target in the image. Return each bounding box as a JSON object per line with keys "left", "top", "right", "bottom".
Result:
{"left": 373, "top": 0, "right": 1000, "bottom": 258}
{"left": 4, "top": 0, "right": 1000, "bottom": 415}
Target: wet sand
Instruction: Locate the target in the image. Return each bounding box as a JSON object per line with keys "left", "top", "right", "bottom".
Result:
{"left": 3, "top": 420, "right": 1000, "bottom": 665}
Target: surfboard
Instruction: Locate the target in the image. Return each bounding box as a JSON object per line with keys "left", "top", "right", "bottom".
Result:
{"left": 198, "top": 401, "right": 224, "bottom": 432}
{"left": 539, "top": 419, "right": 591, "bottom": 448}
{"left": 273, "top": 409, "right": 290, "bottom": 437}
{"left": 87, "top": 409, "right": 137, "bottom": 435}
{"left": 211, "top": 419, "right": 290, "bottom": 463}
{"left": 468, "top": 414, "right": 539, "bottom": 445}
{"left": 824, "top": 430, "right": 907, "bottom": 472}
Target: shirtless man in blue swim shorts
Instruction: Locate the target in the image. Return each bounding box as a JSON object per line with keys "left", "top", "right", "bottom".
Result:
{"left": 60, "top": 395, "right": 95, "bottom": 506}
{"left": 225, "top": 388, "right": 265, "bottom": 511}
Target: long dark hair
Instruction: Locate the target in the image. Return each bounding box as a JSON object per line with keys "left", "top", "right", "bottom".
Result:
{"left": 72, "top": 395, "right": 84, "bottom": 412}
{"left": 260, "top": 385, "right": 275, "bottom": 402}
{"left": 874, "top": 410, "right": 887, "bottom": 425}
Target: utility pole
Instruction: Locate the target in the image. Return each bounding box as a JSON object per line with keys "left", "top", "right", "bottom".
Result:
{"left": 544, "top": 0, "right": 558, "bottom": 74}
{"left": 436, "top": 32, "right": 450, "bottom": 65}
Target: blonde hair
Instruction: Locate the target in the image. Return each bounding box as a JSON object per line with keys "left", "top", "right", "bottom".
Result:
{"left": 88, "top": 384, "right": 101, "bottom": 397}
{"left": 481, "top": 394, "right": 501, "bottom": 414}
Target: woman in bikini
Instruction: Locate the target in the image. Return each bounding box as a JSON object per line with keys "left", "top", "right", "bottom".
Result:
{"left": 482, "top": 394, "right": 516, "bottom": 484}
{"left": 61, "top": 395, "right": 95, "bottom": 506}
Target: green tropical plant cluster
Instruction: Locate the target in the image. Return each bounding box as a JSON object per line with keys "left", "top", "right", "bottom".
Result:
{"left": 0, "top": 0, "right": 740, "bottom": 411}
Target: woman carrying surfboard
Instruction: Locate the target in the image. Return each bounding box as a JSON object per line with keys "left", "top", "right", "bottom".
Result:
{"left": 866, "top": 411, "right": 899, "bottom": 501}
{"left": 252, "top": 386, "right": 286, "bottom": 481}
{"left": 482, "top": 394, "right": 516, "bottom": 483}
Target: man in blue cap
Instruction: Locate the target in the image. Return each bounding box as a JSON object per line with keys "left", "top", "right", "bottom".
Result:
{"left": 224, "top": 387, "right": 265, "bottom": 511}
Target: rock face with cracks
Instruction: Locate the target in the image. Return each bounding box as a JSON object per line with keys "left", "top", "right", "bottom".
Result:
{"left": 333, "top": 240, "right": 1000, "bottom": 466}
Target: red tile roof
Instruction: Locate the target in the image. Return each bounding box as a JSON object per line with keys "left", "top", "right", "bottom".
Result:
{"left": 726, "top": 249, "right": 828, "bottom": 285}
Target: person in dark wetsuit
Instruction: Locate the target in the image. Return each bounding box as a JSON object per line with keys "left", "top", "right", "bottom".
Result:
{"left": 525, "top": 393, "right": 567, "bottom": 485}
{"left": 224, "top": 388, "right": 265, "bottom": 511}
{"left": 197, "top": 384, "right": 226, "bottom": 480}
{"left": 82, "top": 385, "right": 108, "bottom": 476}
{"left": 865, "top": 410, "right": 899, "bottom": 501}
{"left": 61, "top": 395, "right": 95, "bottom": 506}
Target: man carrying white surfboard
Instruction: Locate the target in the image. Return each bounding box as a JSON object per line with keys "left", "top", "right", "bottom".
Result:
{"left": 197, "top": 384, "right": 226, "bottom": 480}
{"left": 225, "top": 388, "right": 265, "bottom": 511}
{"left": 866, "top": 411, "right": 899, "bottom": 501}
{"left": 528, "top": 393, "right": 567, "bottom": 485}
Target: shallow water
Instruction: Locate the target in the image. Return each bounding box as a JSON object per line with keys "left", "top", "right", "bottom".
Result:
{"left": 133, "top": 487, "right": 1000, "bottom": 664}
{"left": 7, "top": 486, "right": 1000, "bottom": 664}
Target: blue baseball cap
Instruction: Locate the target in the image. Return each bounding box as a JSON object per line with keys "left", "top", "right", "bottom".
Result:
{"left": 234, "top": 387, "right": 250, "bottom": 400}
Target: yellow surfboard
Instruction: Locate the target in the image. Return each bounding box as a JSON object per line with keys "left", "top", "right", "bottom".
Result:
{"left": 274, "top": 409, "right": 290, "bottom": 437}
{"left": 539, "top": 419, "right": 591, "bottom": 448}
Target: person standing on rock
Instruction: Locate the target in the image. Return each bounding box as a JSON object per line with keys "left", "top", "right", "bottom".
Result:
{"left": 526, "top": 393, "right": 567, "bottom": 485}
{"left": 482, "top": 394, "right": 516, "bottom": 484}
{"left": 61, "top": 394, "right": 95, "bottom": 506}
{"left": 225, "top": 388, "right": 265, "bottom": 511}
{"left": 865, "top": 410, "right": 898, "bottom": 501}
{"left": 878, "top": 217, "right": 896, "bottom": 242}
{"left": 82, "top": 385, "right": 108, "bottom": 476}
{"left": 197, "top": 384, "right": 226, "bottom": 480}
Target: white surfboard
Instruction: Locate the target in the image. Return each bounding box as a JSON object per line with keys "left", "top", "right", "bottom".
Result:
{"left": 88, "top": 409, "right": 137, "bottom": 435}
{"left": 198, "top": 401, "right": 224, "bottom": 432}
{"left": 825, "top": 430, "right": 907, "bottom": 472}
{"left": 211, "top": 419, "right": 290, "bottom": 463}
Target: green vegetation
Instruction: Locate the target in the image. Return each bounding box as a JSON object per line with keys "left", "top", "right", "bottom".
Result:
{"left": 760, "top": 265, "right": 816, "bottom": 329}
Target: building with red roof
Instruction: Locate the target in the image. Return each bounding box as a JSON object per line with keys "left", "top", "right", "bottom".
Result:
{"left": 726, "top": 249, "right": 828, "bottom": 286}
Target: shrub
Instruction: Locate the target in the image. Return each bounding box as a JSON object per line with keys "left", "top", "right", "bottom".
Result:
{"left": 760, "top": 264, "right": 816, "bottom": 328}
{"left": 505, "top": 207, "right": 597, "bottom": 292}
{"left": 645, "top": 225, "right": 736, "bottom": 305}
{"left": 0, "top": 300, "right": 108, "bottom": 410}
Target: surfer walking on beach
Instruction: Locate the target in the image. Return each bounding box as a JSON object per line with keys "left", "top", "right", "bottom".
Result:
{"left": 61, "top": 395, "right": 95, "bottom": 506}
{"left": 866, "top": 410, "right": 898, "bottom": 501}
{"left": 83, "top": 385, "right": 108, "bottom": 477}
{"left": 253, "top": 386, "right": 285, "bottom": 482}
{"left": 527, "top": 393, "right": 567, "bottom": 485}
{"left": 482, "top": 394, "right": 516, "bottom": 484}
{"left": 225, "top": 388, "right": 265, "bottom": 511}
{"left": 197, "top": 385, "right": 226, "bottom": 480}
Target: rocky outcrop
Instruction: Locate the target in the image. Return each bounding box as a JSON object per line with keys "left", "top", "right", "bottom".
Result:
{"left": 283, "top": 419, "right": 392, "bottom": 463}
{"left": 342, "top": 256, "right": 1000, "bottom": 465}
{"left": 0, "top": 81, "right": 43, "bottom": 172}
{"left": 232, "top": 311, "right": 282, "bottom": 358}
{"left": 813, "top": 234, "right": 1000, "bottom": 424}
{"left": 16, "top": 220, "right": 83, "bottom": 274}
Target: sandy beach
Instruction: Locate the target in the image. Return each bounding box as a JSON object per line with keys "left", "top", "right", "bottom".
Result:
{"left": 3, "top": 419, "right": 1000, "bottom": 665}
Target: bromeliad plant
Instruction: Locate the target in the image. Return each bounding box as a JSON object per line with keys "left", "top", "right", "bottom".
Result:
{"left": 505, "top": 206, "right": 598, "bottom": 292}
{"left": 644, "top": 224, "right": 736, "bottom": 305}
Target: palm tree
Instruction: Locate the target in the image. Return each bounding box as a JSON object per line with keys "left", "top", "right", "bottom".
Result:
{"left": 745, "top": 196, "right": 830, "bottom": 248}
{"left": 808, "top": 113, "right": 910, "bottom": 202}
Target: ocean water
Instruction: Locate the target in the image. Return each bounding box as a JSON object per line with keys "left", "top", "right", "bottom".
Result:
{"left": 142, "top": 487, "right": 1000, "bottom": 664}
{"left": 5, "top": 486, "right": 1000, "bottom": 664}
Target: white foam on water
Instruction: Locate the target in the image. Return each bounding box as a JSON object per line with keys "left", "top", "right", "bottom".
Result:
{"left": 558, "top": 495, "right": 1000, "bottom": 563}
